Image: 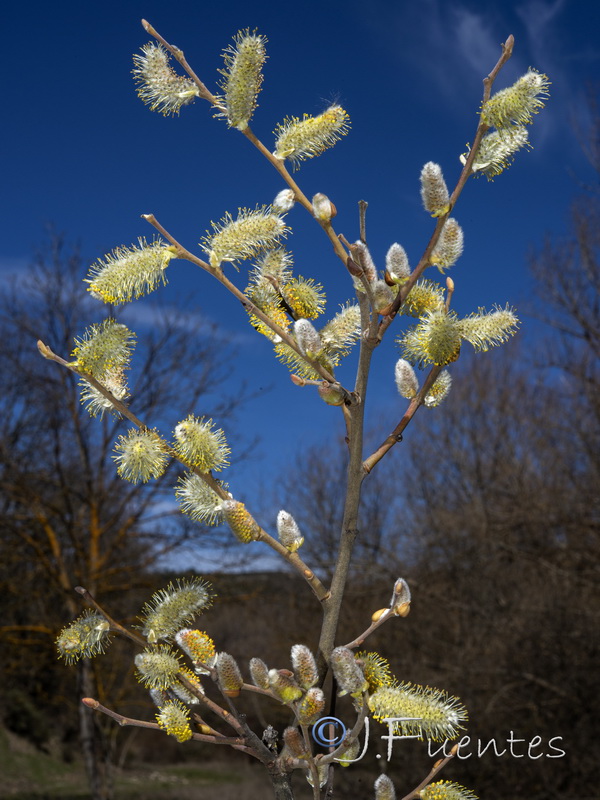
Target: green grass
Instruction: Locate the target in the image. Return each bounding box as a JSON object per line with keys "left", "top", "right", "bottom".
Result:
{"left": 0, "top": 725, "right": 267, "bottom": 799}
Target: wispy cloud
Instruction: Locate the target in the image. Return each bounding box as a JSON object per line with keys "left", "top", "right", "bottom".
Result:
{"left": 119, "top": 301, "right": 255, "bottom": 346}
{"left": 450, "top": 5, "right": 500, "bottom": 78}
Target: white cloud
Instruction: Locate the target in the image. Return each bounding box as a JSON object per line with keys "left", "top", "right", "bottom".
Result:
{"left": 119, "top": 301, "right": 254, "bottom": 346}
{"left": 451, "top": 6, "right": 500, "bottom": 77}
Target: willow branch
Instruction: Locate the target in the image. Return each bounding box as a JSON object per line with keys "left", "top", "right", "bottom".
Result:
{"left": 241, "top": 128, "right": 350, "bottom": 266}
{"left": 142, "top": 20, "right": 350, "bottom": 271}
{"left": 81, "top": 697, "right": 250, "bottom": 749}
{"left": 141, "top": 19, "right": 220, "bottom": 104}
{"left": 142, "top": 213, "right": 354, "bottom": 406}
{"left": 362, "top": 365, "right": 444, "bottom": 473}
{"left": 38, "top": 341, "right": 328, "bottom": 601}
{"left": 342, "top": 608, "right": 394, "bottom": 649}
{"left": 400, "top": 749, "right": 457, "bottom": 800}
{"left": 74, "top": 586, "right": 146, "bottom": 646}
{"left": 377, "top": 34, "right": 514, "bottom": 338}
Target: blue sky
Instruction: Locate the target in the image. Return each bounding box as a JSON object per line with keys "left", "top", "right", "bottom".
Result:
{"left": 3, "top": 0, "right": 599, "bottom": 513}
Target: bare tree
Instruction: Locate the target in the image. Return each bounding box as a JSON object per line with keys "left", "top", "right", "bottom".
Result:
{"left": 0, "top": 233, "right": 236, "bottom": 799}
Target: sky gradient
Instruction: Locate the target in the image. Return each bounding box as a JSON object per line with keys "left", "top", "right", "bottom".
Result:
{"left": 4, "top": 0, "right": 600, "bottom": 509}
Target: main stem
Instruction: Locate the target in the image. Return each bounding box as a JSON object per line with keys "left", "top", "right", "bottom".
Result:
{"left": 317, "top": 300, "right": 375, "bottom": 668}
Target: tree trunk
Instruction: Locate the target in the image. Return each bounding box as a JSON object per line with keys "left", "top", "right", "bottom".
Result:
{"left": 268, "top": 770, "right": 295, "bottom": 800}
{"left": 78, "top": 660, "right": 113, "bottom": 800}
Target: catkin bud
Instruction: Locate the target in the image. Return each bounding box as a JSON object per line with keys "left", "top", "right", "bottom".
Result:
{"left": 395, "top": 359, "right": 419, "bottom": 399}
{"left": 424, "top": 370, "right": 452, "bottom": 408}
{"left": 85, "top": 238, "right": 175, "bottom": 304}
{"left": 149, "top": 688, "right": 170, "bottom": 708}
{"left": 133, "top": 43, "right": 199, "bottom": 116}
{"left": 140, "top": 578, "right": 213, "bottom": 642}
{"left": 357, "top": 651, "right": 395, "bottom": 691}
{"left": 385, "top": 243, "right": 410, "bottom": 284}
{"left": 216, "top": 652, "right": 244, "bottom": 697}
{"left": 390, "top": 577, "right": 411, "bottom": 616}
{"left": 368, "top": 683, "right": 468, "bottom": 742}
{"left": 375, "top": 774, "right": 397, "bottom": 800}
{"left": 320, "top": 304, "right": 361, "bottom": 356}
{"left": 352, "top": 241, "right": 377, "bottom": 283}
{"left": 399, "top": 310, "right": 463, "bottom": 367}
{"left": 175, "top": 473, "right": 226, "bottom": 526}
{"left": 312, "top": 193, "right": 336, "bottom": 221}
{"left": 462, "top": 126, "right": 530, "bottom": 180}
{"left": 372, "top": 280, "right": 395, "bottom": 313}
{"left": 202, "top": 207, "right": 288, "bottom": 268}
{"left": 481, "top": 69, "right": 550, "bottom": 129}
{"left": 173, "top": 415, "right": 230, "bottom": 472}
{"left": 297, "top": 687, "right": 325, "bottom": 725}
{"left": 56, "top": 611, "right": 111, "bottom": 664}
{"left": 420, "top": 162, "right": 450, "bottom": 217}
{"left": 171, "top": 668, "right": 205, "bottom": 704}
{"left": 430, "top": 218, "right": 464, "bottom": 273}
{"left": 78, "top": 370, "right": 129, "bottom": 419}
{"left": 336, "top": 738, "right": 360, "bottom": 766}
{"left": 318, "top": 382, "right": 345, "bottom": 406}
{"left": 274, "top": 105, "right": 350, "bottom": 168}
{"left": 420, "top": 781, "right": 478, "bottom": 800}
{"left": 283, "top": 277, "right": 326, "bottom": 320}
{"left": 113, "top": 428, "right": 169, "bottom": 483}
{"left": 400, "top": 279, "right": 445, "bottom": 318}
{"left": 249, "top": 657, "right": 270, "bottom": 689}
{"left": 219, "top": 30, "right": 267, "bottom": 130}
{"left": 277, "top": 511, "right": 304, "bottom": 552}
{"left": 221, "top": 500, "right": 260, "bottom": 543}
{"left": 330, "top": 647, "right": 368, "bottom": 697}
{"left": 458, "top": 305, "right": 520, "bottom": 352}
{"left": 135, "top": 646, "right": 182, "bottom": 689}
{"left": 283, "top": 726, "right": 308, "bottom": 758}
{"left": 175, "top": 629, "right": 216, "bottom": 673}
{"left": 156, "top": 699, "right": 193, "bottom": 743}
{"left": 71, "top": 320, "right": 135, "bottom": 379}
{"left": 294, "top": 318, "right": 322, "bottom": 357}
{"left": 307, "top": 764, "right": 330, "bottom": 789}
{"left": 268, "top": 669, "right": 303, "bottom": 703}
{"left": 273, "top": 189, "right": 296, "bottom": 213}
{"left": 291, "top": 645, "right": 318, "bottom": 689}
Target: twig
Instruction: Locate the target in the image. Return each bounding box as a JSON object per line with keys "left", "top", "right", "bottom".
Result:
{"left": 358, "top": 201, "right": 368, "bottom": 243}
{"left": 400, "top": 749, "right": 457, "bottom": 800}
{"left": 81, "top": 697, "right": 250, "bottom": 749}
{"left": 141, "top": 213, "right": 355, "bottom": 405}
{"left": 142, "top": 21, "right": 351, "bottom": 270}
{"left": 141, "top": 19, "right": 220, "bottom": 104}
{"left": 378, "top": 35, "right": 515, "bottom": 334}
{"left": 38, "top": 341, "right": 329, "bottom": 601}
{"left": 74, "top": 586, "right": 146, "bottom": 646}
{"left": 362, "top": 365, "right": 444, "bottom": 474}
{"left": 342, "top": 608, "right": 393, "bottom": 649}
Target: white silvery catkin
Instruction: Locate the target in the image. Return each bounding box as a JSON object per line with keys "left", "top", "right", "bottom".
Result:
{"left": 276, "top": 510, "right": 304, "bottom": 552}
{"left": 420, "top": 162, "right": 450, "bottom": 217}
{"left": 395, "top": 359, "right": 419, "bottom": 399}
{"left": 273, "top": 189, "right": 295, "bottom": 213}
{"left": 294, "top": 318, "right": 322, "bottom": 357}
{"left": 385, "top": 243, "right": 410, "bottom": 283}
{"left": 312, "top": 192, "right": 336, "bottom": 221}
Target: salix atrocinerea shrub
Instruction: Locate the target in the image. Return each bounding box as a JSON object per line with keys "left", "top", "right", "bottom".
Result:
{"left": 41, "top": 20, "right": 549, "bottom": 800}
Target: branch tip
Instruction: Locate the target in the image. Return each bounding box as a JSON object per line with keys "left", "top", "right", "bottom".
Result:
{"left": 37, "top": 339, "right": 53, "bottom": 359}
